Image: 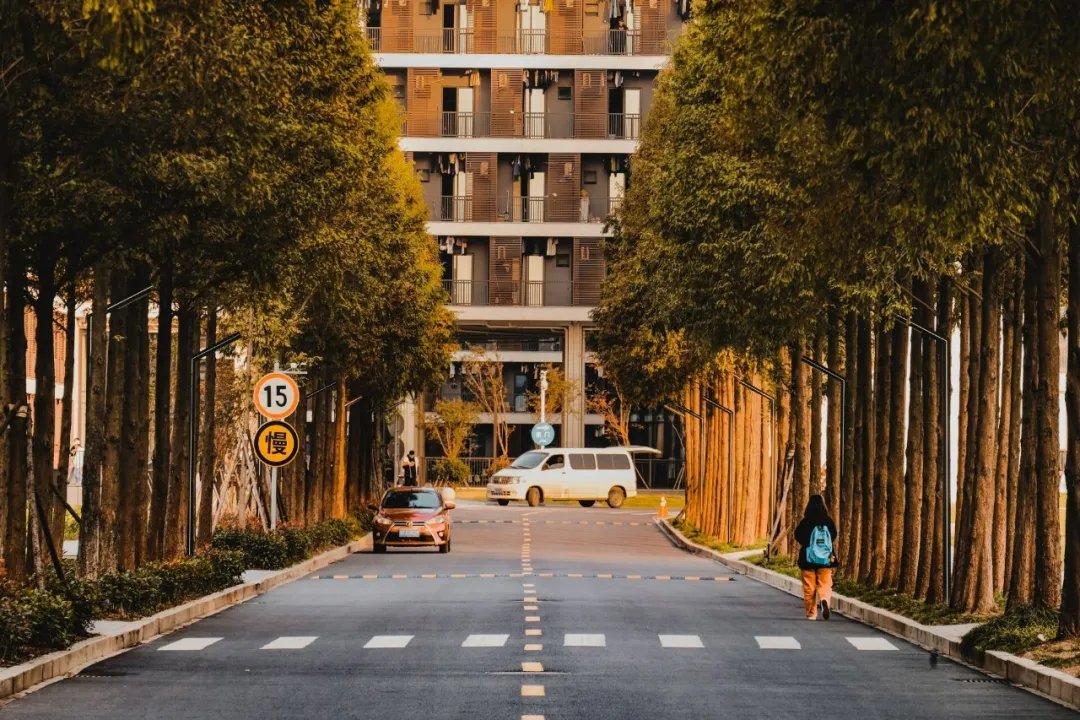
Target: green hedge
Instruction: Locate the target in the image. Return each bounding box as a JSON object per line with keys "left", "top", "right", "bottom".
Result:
{"left": 429, "top": 458, "right": 470, "bottom": 486}
{"left": 1, "top": 515, "right": 368, "bottom": 665}
{"left": 211, "top": 516, "right": 366, "bottom": 570}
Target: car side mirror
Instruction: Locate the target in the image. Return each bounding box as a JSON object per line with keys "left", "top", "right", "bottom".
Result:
{"left": 444, "top": 501, "right": 456, "bottom": 510}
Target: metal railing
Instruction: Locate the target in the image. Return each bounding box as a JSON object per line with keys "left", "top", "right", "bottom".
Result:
{"left": 440, "top": 111, "right": 491, "bottom": 137}
{"left": 440, "top": 196, "right": 473, "bottom": 221}
{"left": 414, "top": 29, "right": 475, "bottom": 53}
{"left": 497, "top": 30, "right": 548, "bottom": 54}
{"left": 442, "top": 279, "right": 583, "bottom": 307}
{"left": 364, "top": 27, "right": 381, "bottom": 51}
{"left": 502, "top": 195, "right": 547, "bottom": 222}
{"left": 608, "top": 113, "right": 641, "bottom": 139}
{"left": 583, "top": 29, "right": 643, "bottom": 55}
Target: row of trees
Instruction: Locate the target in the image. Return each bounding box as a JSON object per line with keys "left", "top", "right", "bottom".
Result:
{"left": 594, "top": 0, "right": 1079, "bottom": 636}
{"left": 0, "top": 1, "right": 451, "bottom": 583}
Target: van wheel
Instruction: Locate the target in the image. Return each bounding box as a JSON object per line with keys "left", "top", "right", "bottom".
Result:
{"left": 526, "top": 487, "right": 543, "bottom": 507}
{"left": 606, "top": 486, "right": 626, "bottom": 509}
{"left": 496, "top": 499, "right": 510, "bottom": 506}
{"left": 578, "top": 500, "right": 596, "bottom": 508}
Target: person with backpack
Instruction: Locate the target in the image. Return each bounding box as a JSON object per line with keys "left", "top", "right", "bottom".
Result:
{"left": 794, "top": 494, "right": 838, "bottom": 620}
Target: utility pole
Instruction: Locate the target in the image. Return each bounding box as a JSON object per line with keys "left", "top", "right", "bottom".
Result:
{"left": 539, "top": 370, "right": 549, "bottom": 424}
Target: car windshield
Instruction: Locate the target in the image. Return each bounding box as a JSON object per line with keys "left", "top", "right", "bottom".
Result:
{"left": 382, "top": 491, "right": 442, "bottom": 510}
{"left": 510, "top": 451, "right": 548, "bottom": 469}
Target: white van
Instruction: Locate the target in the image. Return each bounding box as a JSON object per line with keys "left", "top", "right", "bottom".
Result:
{"left": 486, "top": 447, "right": 660, "bottom": 508}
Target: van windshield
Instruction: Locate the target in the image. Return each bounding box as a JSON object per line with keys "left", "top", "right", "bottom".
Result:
{"left": 511, "top": 451, "right": 548, "bottom": 469}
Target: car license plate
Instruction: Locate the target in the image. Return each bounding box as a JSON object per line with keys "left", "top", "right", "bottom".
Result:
{"left": 398, "top": 529, "right": 421, "bottom": 538}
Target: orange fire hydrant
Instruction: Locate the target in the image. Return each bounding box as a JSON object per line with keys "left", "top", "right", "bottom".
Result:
{"left": 657, "top": 495, "right": 668, "bottom": 520}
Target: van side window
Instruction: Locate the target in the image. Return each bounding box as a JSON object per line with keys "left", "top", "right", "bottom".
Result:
{"left": 545, "top": 455, "right": 565, "bottom": 470}
{"left": 597, "top": 454, "right": 615, "bottom": 470}
{"left": 569, "top": 453, "right": 596, "bottom": 470}
{"left": 611, "top": 453, "right": 631, "bottom": 469}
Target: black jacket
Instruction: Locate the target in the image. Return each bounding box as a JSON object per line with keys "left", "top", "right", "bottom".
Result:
{"left": 794, "top": 517, "right": 837, "bottom": 570}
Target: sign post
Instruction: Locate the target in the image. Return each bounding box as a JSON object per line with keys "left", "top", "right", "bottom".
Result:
{"left": 253, "top": 370, "right": 301, "bottom": 529}
{"left": 531, "top": 422, "right": 555, "bottom": 448}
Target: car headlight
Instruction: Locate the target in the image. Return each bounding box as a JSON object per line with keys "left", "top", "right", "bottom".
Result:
{"left": 426, "top": 515, "right": 448, "bottom": 525}
{"left": 374, "top": 514, "right": 392, "bottom": 526}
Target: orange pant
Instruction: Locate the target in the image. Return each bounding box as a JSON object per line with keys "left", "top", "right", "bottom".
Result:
{"left": 801, "top": 568, "right": 833, "bottom": 617}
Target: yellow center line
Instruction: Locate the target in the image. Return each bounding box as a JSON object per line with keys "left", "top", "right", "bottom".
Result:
{"left": 522, "top": 661, "right": 544, "bottom": 673}
{"left": 392, "top": 574, "right": 407, "bottom": 580}
{"left": 526, "top": 616, "right": 541, "bottom": 622}
{"left": 332, "top": 575, "right": 348, "bottom": 580}
{"left": 362, "top": 574, "right": 378, "bottom": 580}
{"left": 525, "top": 629, "right": 542, "bottom": 636}
{"left": 524, "top": 643, "right": 543, "bottom": 652}
{"left": 521, "top": 685, "right": 545, "bottom": 697}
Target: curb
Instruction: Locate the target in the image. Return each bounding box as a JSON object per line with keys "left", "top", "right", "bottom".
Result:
{"left": 0, "top": 535, "right": 371, "bottom": 701}
{"left": 654, "top": 518, "right": 1080, "bottom": 711}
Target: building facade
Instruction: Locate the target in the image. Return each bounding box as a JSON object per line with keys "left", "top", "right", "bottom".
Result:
{"left": 363, "top": 0, "right": 687, "bottom": 472}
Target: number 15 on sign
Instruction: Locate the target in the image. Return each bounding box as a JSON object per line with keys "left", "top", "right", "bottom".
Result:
{"left": 253, "top": 372, "right": 299, "bottom": 420}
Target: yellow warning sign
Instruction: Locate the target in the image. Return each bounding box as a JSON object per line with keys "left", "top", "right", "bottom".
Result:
{"left": 253, "top": 420, "right": 299, "bottom": 467}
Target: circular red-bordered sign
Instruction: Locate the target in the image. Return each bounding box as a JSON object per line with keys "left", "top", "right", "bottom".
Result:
{"left": 253, "top": 372, "right": 300, "bottom": 420}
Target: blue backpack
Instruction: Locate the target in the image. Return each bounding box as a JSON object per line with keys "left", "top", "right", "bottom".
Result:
{"left": 806, "top": 525, "right": 833, "bottom": 568}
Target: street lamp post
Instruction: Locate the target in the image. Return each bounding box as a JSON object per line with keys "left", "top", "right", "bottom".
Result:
{"left": 186, "top": 331, "right": 242, "bottom": 557}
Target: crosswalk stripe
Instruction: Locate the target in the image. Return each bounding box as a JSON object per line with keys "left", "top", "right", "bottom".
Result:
{"left": 525, "top": 643, "right": 543, "bottom": 652}
{"left": 659, "top": 634, "right": 704, "bottom": 649}
{"left": 755, "top": 636, "right": 801, "bottom": 650}
{"left": 522, "top": 661, "right": 544, "bottom": 673}
{"left": 159, "top": 637, "right": 222, "bottom": 652}
{"left": 521, "top": 685, "right": 545, "bottom": 697}
{"left": 564, "top": 633, "right": 606, "bottom": 647}
{"left": 525, "top": 629, "right": 542, "bottom": 637}
{"left": 262, "top": 636, "right": 318, "bottom": 650}
{"left": 462, "top": 634, "right": 509, "bottom": 648}
{"left": 364, "top": 635, "right": 413, "bottom": 649}
{"left": 847, "top": 637, "right": 898, "bottom": 651}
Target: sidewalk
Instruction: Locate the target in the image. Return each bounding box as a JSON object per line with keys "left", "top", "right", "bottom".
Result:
{"left": 656, "top": 517, "right": 1080, "bottom": 711}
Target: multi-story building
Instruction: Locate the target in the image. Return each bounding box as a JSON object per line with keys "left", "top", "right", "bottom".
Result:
{"left": 362, "top": 0, "right": 687, "bottom": 475}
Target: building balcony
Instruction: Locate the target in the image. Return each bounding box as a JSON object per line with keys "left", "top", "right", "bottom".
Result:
{"left": 442, "top": 279, "right": 599, "bottom": 308}
{"left": 404, "top": 111, "right": 640, "bottom": 141}
{"left": 368, "top": 27, "right": 664, "bottom": 56}
{"left": 434, "top": 194, "right": 618, "bottom": 224}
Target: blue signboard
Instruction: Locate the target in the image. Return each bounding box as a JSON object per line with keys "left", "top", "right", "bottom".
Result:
{"left": 531, "top": 422, "right": 555, "bottom": 448}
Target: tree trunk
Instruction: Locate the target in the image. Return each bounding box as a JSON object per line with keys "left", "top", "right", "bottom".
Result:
{"left": 953, "top": 283, "right": 983, "bottom": 598}
{"left": 900, "top": 279, "right": 928, "bottom": 595}
{"left": 826, "top": 317, "right": 842, "bottom": 529}
{"left": 56, "top": 287, "right": 77, "bottom": 543}
{"left": 840, "top": 312, "right": 858, "bottom": 575}
{"left": 951, "top": 250, "right": 1000, "bottom": 614}
{"left": 791, "top": 344, "right": 811, "bottom": 544}
{"left": 1008, "top": 249, "right": 1039, "bottom": 609}
{"left": 992, "top": 285, "right": 1017, "bottom": 593}
{"left": 31, "top": 247, "right": 58, "bottom": 576}
{"left": 0, "top": 106, "right": 10, "bottom": 580}
{"left": 100, "top": 274, "right": 127, "bottom": 571}
{"left": 1033, "top": 200, "right": 1063, "bottom": 610}
{"left": 118, "top": 271, "right": 150, "bottom": 570}
{"left": 306, "top": 386, "right": 325, "bottom": 525}
{"left": 956, "top": 293, "right": 970, "bottom": 535}
{"left": 810, "top": 333, "right": 824, "bottom": 496}
{"left": 133, "top": 289, "right": 152, "bottom": 565}
{"left": 333, "top": 376, "right": 347, "bottom": 518}
{"left": 78, "top": 265, "right": 109, "bottom": 578}
{"left": 147, "top": 263, "right": 173, "bottom": 560}
{"left": 885, "top": 318, "right": 909, "bottom": 588}
{"left": 868, "top": 323, "right": 891, "bottom": 587}
{"left": 196, "top": 308, "right": 217, "bottom": 549}
{"left": 345, "top": 380, "right": 364, "bottom": 512}
{"left": 917, "top": 279, "right": 947, "bottom": 603}
{"left": 856, "top": 316, "right": 875, "bottom": 582}
{"left": 1002, "top": 270, "right": 1023, "bottom": 596}
{"left": 164, "top": 302, "right": 196, "bottom": 559}
{"left": 4, "top": 248, "right": 29, "bottom": 581}
{"left": 1060, "top": 217, "right": 1080, "bottom": 638}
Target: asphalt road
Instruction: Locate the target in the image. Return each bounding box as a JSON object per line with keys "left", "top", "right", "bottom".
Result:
{"left": 2, "top": 502, "right": 1074, "bottom": 719}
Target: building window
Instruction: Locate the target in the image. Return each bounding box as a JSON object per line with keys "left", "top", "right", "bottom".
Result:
{"left": 583, "top": 170, "right": 598, "bottom": 184}
{"left": 558, "top": 86, "right": 572, "bottom": 101}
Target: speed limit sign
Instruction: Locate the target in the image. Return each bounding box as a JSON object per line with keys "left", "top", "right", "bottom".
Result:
{"left": 253, "top": 372, "right": 300, "bottom": 420}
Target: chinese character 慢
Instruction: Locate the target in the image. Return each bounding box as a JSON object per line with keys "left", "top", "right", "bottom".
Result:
{"left": 265, "top": 430, "right": 288, "bottom": 456}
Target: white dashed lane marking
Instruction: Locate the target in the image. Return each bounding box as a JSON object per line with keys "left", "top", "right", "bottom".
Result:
{"left": 847, "top": 637, "right": 898, "bottom": 651}
{"left": 158, "top": 637, "right": 222, "bottom": 652}
{"left": 658, "top": 634, "right": 704, "bottom": 649}
{"left": 564, "top": 633, "right": 606, "bottom": 647}
{"left": 462, "top": 634, "right": 509, "bottom": 648}
{"left": 364, "top": 635, "right": 413, "bottom": 649}
{"left": 755, "top": 636, "right": 801, "bottom": 650}
{"left": 261, "top": 636, "right": 318, "bottom": 650}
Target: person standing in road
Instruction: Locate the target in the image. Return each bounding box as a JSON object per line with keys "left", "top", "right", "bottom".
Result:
{"left": 401, "top": 450, "right": 418, "bottom": 487}
{"left": 794, "top": 494, "right": 838, "bottom": 620}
